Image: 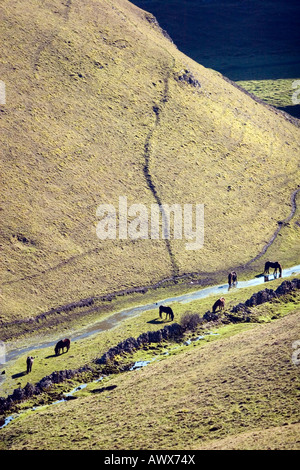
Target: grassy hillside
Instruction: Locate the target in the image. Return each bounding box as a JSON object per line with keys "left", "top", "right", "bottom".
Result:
{"left": 1, "top": 292, "right": 299, "bottom": 450}
{"left": 132, "top": 1, "right": 300, "bottom": 120}
{"left": 0, "top": 0, "right": 300, "bottom": 329}
{"left": 236, "top": 79, "right": 299, "bottom": 109}
{"left": 236, "top": 79, "right": 300, "bottom": 119}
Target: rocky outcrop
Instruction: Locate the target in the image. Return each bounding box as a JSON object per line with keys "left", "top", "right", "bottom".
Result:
{"left": 96, "top": 323, "right": 184, "bottom": 365}
{"left": 0, "top": 364, "right": 96, "bottom": 415}
{"left": 174, "top": 69, "right": 201, "bottom": 88}
{"left": 275, "top": 278, "right": 300, "bottom": 295}
{"left": 232, "top": 278, "right": 300, "bottom": 314}
{"left": 0, "top": 323, "right": 184, "bottom": 416}
{"left": 144, "top": 13, "right": 174, "bottom": 43}
{"left": 203, "top": 311, "right": 219, "bottom": 322}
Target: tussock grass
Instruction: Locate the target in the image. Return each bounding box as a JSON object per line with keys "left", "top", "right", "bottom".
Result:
{"left": 1, "top": 275, "right": 299, "bottom": 398}
{"left": 1, "top": 0, "right": 300, "bottom": 452}
{"left": 0, "top": 0, "right": 299, "bottom": 326}
{"left": 1, "top": 304, "right": 299, "bottom": 450}
{"left": 236, "top": 78, "right": 300, "bottom": 108}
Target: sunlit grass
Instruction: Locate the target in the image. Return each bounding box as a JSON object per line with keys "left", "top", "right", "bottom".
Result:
{"left": 0, "top": 0, "right": 299, "bottom": 329}
{"left": 237, "top": 78, "right": 300, "bottom": 108}
{"left": 1, "top": 304, "right": 299, "bottom": 450}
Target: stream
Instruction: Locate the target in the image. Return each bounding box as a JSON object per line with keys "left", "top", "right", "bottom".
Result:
{"left": 3, "top": 264, "right": 300, "bottom": 364}
{"left": 0, "top": 331, "right": 220, "bottom": 430}
{"left": 1, "top": 264, "right": 300, "bottom": 430}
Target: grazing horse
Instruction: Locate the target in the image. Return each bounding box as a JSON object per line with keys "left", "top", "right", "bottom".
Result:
{"left": 159, "top": 305, "right": 174, "bottom": 321}
{"left": 228, "top": 271, "right": 238, "bottom": 287}
{"left": 212, "top": 297, "right": 225, "bottom": 313}
{"left": 26, "top": 356, "right": 34, "bottom": 374}
{"left": 55, "top": 338, "right": 71, "bottom": 356}
{"left": 264, "top": 261, "right": 282, "bottom": 278}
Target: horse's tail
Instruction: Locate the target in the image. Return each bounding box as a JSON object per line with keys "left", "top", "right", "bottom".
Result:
{"left": 159, "top": 306, "right": 162, "bottom": 318}
{"left": 278, "top": 263, "right": 282, "bottom": 277}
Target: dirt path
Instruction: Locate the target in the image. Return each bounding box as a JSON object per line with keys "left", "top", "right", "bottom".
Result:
{"left": 142, "top": 56, "right": 179, "bottom": 277}
{"left": 244, "top": 186, "right": 300, "bottom": 267}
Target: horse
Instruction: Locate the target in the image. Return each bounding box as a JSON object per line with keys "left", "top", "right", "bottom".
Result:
{"left": 55, "top": 338, "right": 71, "bottom": 356}
{"left": 26, "top": 356, "right": 34, "bottom": 374}
{"left": 264, "top": 261, "right": 282, "bottom": 278}
{"left": 228, "top": 271, "right": 238, "bottom": 287}
{"left": 212, "top": 297, "right": 225, "bottom": 313}
{"left": 159, "top": 305, "right": 174, "bottom": 321}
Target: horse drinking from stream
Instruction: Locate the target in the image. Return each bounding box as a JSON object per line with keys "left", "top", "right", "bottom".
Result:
{"left": 264, "top": 261, "right": 282, "bottom": 278}
{"left": 228, "top": 271, "right": 238, "bottom": 288}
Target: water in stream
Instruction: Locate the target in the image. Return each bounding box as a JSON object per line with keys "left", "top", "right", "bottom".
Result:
{"left": 0, "top": 330, "right": 220, "bottom": 429}
{"left": 4, "top": 264, "right": 300, "bottom": 364}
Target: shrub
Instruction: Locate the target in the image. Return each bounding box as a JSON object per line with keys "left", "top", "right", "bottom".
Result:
{"left": 180, "top": 312, "right": 202, "bottom": 331}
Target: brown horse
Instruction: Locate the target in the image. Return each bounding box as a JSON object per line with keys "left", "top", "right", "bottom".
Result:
{"left": 159, "top": 305, "right": 174, "bottom": 321}
{"left": 26, "top": 356, "right": 34, "bottom": 374}
{"left": 264, "top": 261, "right": 282, "bottom": 278}
{"left": 228, "top": 271, "right": 238, "bottom": 287}
{"left": 212, "top": 297, "right": 225, "bottom": 313}
{"left": 55, "top": 338, "right": 71, "bottom": 356}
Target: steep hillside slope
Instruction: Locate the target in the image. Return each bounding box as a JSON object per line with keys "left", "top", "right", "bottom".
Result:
{"left": 0, "top": 0, "right": 299, "bottom": 323}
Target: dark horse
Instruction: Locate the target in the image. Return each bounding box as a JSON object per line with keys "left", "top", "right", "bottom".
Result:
{"left": 159, "top": 305, "right": 174, "bottom": 321}
{"left": 212, "top": 297, "right": 225, "bottom": 313}
{"left": 55, "top": 338, "right": 71, "bottom": 356}
{"left": 26, "top": 356, "right": 34, "bottom": 374}
{"left": 264, "top": 261, "right": 282, "bottom": 278}
{"left": 228, "top": 271, "right": 238, "bottom": 287}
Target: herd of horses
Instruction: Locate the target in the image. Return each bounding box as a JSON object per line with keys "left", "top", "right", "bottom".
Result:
{"left": 157, "top": 261, "right": 282, "bottom": 321}
{"left": 25, "top": 261, "right": 282, "bottom": 374}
